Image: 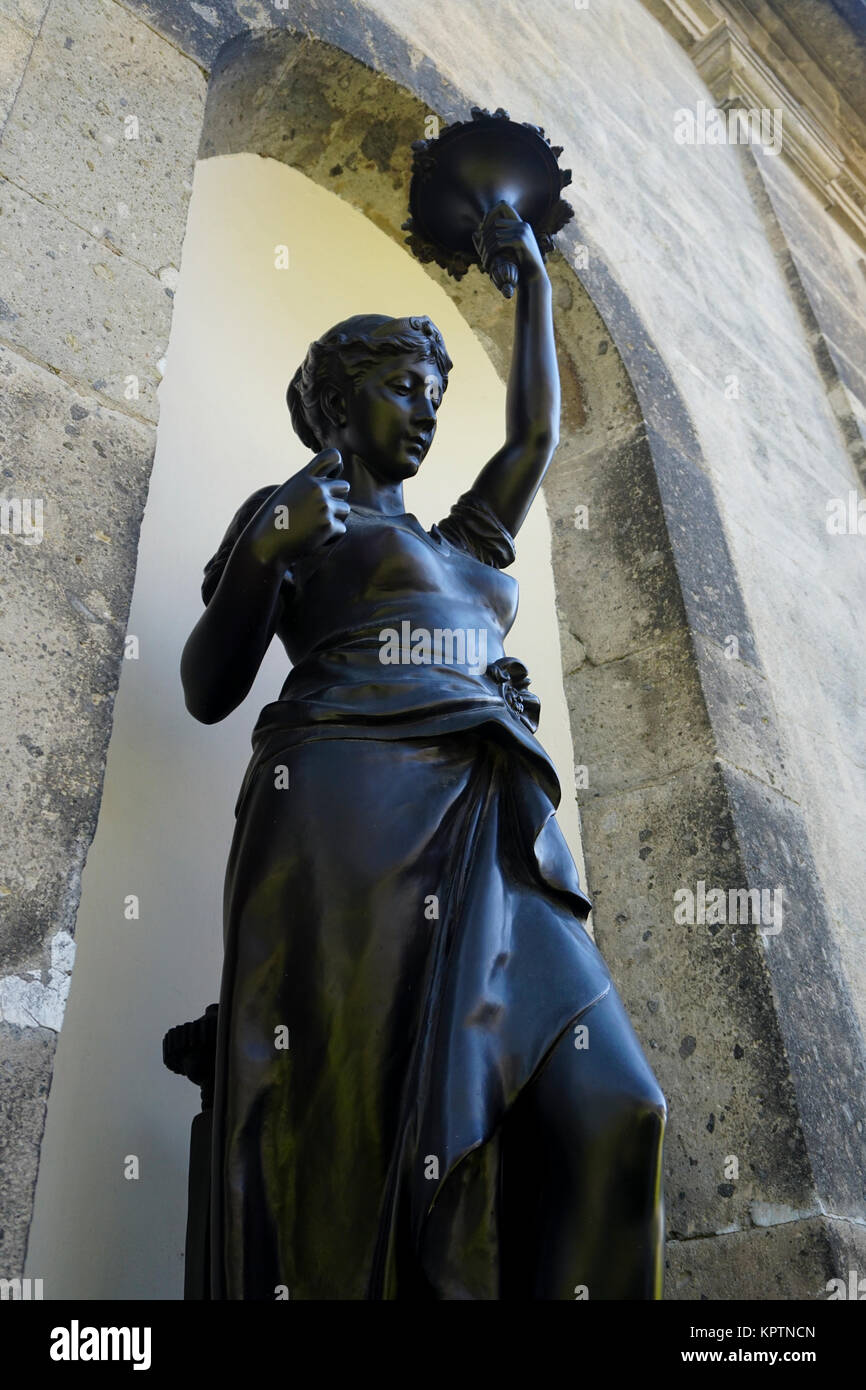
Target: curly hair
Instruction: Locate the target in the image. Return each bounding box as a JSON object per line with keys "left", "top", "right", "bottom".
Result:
{"left": 286, "top": 314, "right": 453, "bottom": 452}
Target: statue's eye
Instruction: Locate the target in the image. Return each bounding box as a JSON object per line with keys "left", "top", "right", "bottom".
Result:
{"left": 389, "top": 379, "right": 412, "bottom": 394}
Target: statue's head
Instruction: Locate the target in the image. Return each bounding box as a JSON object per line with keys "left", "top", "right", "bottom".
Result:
{"left": 287, "top": 315, "right": 453, "bottom": 480}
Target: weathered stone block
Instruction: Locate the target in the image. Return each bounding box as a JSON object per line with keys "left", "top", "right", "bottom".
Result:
{"left": 0, "top": 176, "right": 170, "bottom": 422}
{"left": 0, "top": 0, "right": 48, "bottom": 33}
{"left": 794, "top": 260, "right": 866, "bottom": 382}
{"left": 0, "top": 0, "right": 205, "bottom": 277}
{"left": 666, "top": 1218, "right": 836, "bottom": 1300}
{"left": 0, "top": 1023, "right": 56, "bottom": 1279}
{"left": 825, "top": 1215, "right": 866, "bottom": 1293}
{"left": 565, "top": 627, "right": 714, "bottom": 797}
{"left": 546, "top": 429, "right": 690, "bottom": 666}
{"left": 727, "top": 538, "right": 866, "bottom": 769}
{"left": 645, "top": 425, "right": 761, "bottom": 667}
{"left": 759, "top": 155, "right": 865, "bottom": 308}
{"left": 720, "top": 763, "right": 866, "bottom": 1221}
{"left": 827, "top": 346, "right": 866, "bottom": 419}
{"left": 0, "top": 11, "right": 33, "bottom": 129}
{"left": 582, "top": 762, "right": 816, "bottom": 1241}
{"left": 0, "top": 345, "right": 153, "bottom": 982}
{"left": 691, "top": 633, "right": 802, "bottom": 803}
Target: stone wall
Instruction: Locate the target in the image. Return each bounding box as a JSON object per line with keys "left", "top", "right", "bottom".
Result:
{"left": 0, "top": 0, "right": 205, "bottom": 1277}
{"left": 1, "top": 0, "right": 863, "bottom": 1297}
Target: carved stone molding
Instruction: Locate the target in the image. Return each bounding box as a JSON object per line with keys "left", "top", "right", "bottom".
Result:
{"left": 642, "top": 0, "right": 866, "bottom": 249}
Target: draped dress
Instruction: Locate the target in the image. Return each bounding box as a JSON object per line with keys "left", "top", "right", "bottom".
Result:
{"left": 205, "top": 486, "right": 613, "bottom": 1300}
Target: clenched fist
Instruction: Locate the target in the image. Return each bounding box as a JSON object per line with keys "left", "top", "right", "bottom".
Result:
{"left": 473, "top": 201, "right": 546, "bottom": 298}
{"left": 245, "top": 449, "right": 350, "bottom": 572}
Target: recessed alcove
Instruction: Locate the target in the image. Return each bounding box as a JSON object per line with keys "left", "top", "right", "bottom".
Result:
{"left": 25, "top": 151, "right": 611, "bottom": 1297}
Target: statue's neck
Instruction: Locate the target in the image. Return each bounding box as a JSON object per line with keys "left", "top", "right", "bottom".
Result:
{"left": 341, "top": 456, "right": 406, "bottom": 516}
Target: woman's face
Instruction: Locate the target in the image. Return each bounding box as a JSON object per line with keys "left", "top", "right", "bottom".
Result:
{"left": 338, "top": 352, "right": 443, "bottom": 482}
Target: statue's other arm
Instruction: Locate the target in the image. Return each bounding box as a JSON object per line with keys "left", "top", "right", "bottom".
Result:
{"left": 468, "top": 206, "right": 560, "bottom": 538}
{"left": 180, "top": 450, "right": 348, "bottom": 723}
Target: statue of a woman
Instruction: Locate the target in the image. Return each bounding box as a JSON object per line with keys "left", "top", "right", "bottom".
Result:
{"left": 181, "top": 208, "right": 667, "bottom": 1300}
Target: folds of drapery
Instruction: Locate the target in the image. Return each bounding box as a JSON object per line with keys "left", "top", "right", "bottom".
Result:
{"left": 210, "top": 712, "right": 609, "bottom": 1300}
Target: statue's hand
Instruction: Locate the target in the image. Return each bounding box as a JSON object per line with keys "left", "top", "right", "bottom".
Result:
{"left": 245, "top": 449, "right": 350, "bottom": 571}
{"left": 474, "top": 201, "right": 546, "bottom": 298}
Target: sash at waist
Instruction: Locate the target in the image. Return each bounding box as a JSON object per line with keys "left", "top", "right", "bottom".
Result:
{"left": 237, "top": 655, "right": 592, "bottom": 921}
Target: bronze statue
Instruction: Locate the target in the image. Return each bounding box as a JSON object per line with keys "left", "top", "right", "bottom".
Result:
{"left": 179, "top": 113, "right": 666, "bottom": 1300}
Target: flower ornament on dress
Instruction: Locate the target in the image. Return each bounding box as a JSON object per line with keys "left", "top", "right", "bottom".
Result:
{"left": 486, "top": 656, "right": 541, "bottom": 733}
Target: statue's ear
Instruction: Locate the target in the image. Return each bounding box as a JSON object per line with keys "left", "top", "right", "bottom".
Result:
{"left": 320, "top": 383, "right": 346, "bottom": 432}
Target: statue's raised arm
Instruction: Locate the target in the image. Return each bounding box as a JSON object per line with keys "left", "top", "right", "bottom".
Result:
{"left": 468, "top": 201, "right": 560, "bottom": 538}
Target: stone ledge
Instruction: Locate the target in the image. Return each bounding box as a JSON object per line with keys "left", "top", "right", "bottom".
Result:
{"left": 642, "top": 0, "right": 866, "bottom": 251}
